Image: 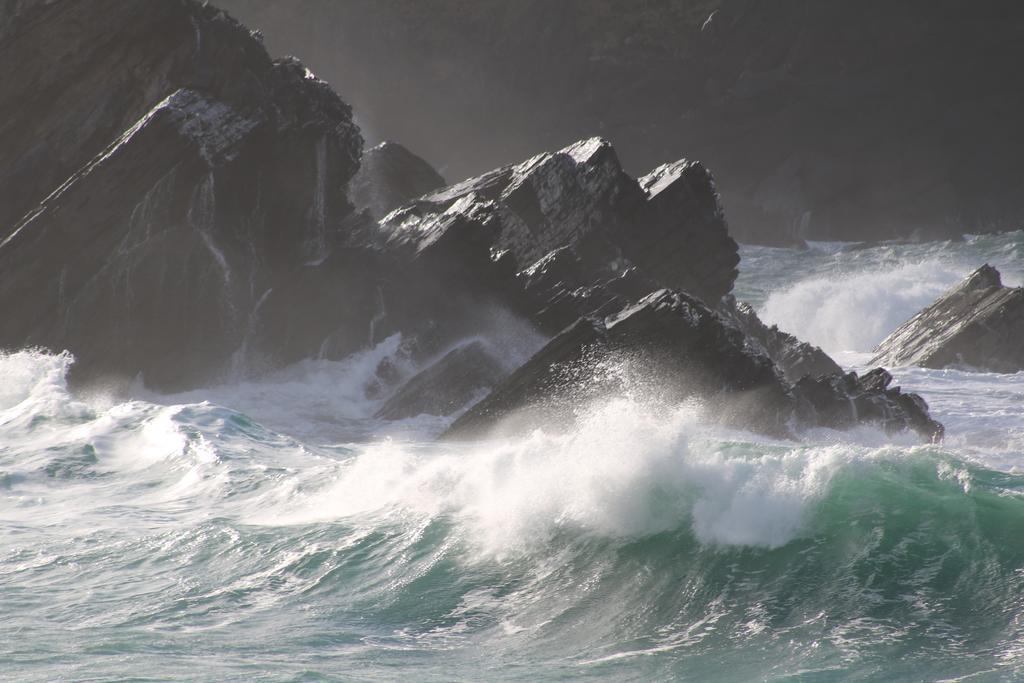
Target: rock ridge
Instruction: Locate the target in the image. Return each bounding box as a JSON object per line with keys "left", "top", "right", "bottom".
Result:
{"left": 871, "top": 264, "right": 1024, "bottom": 373}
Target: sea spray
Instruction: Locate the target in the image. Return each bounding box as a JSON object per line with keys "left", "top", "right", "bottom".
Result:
{"left": 736, "top": 232, "right": 1024, "bottom": 355}
{"left": 4, "top": 348, "right": 1024, "bottom": 680}
{"left": 760, "top": 260, "right": 963, "bottom": 354}
{"left": 5, "top": 234, "right": 1024, "bottom": 680}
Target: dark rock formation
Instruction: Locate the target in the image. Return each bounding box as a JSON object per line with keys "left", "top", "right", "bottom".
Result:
{"left": 1, "top": 1, "right": 942, "bottom": 444}
{"left": 444, "top": 289, "right": 793, "bottom": 440}
{"left": 380, "top": 137, "right": 739, "bottom": 311}
{"left": 365, "top": 137, "right": 938, "bottom": 443}
{"left": 0, "top": 0, "right": 368, "bottom": 389}
{"left": 870, "top": 265, "right": 1024, "bottom": 373}
{"left": 349, "top": 141, "right": 446, "bottom": 219}
{"left": 357, "top": 138, "right": 745, "bottom": 424}
{"left": 359, "top": 136, "right": 742, "bottom": 407}
{"left": 219, "top": 0, "right": 1024, "bottom": 244}
{"left": 727, "top": 300, "right": 842, "bottom": 383}
{"left": 374, "top": 340, "right": 507, "bottom": 420}
{"left": 444, "top": 289, "right": 940, "bottom": 442}
{"left": 794, "top": 369, "right": 944, "bottom": 443}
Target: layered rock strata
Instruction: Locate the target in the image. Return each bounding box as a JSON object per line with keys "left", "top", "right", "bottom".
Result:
{"left": 727, "top": 300, "right": 842, "bottom": 383}
{"left": 0, "top": 0, "right": 367, "bottom": 389}
{"left": 871, "top": 265, "right": 1024, "bottom": 373}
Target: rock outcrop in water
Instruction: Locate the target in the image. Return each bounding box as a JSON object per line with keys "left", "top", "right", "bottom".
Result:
{"left": 444, "top": 289, "right": 793, "bottom": 439}
{"left": 362, "top": 136, "right": 743, "bottom": 396}
{"left": 444, "top": 289, "right": 942, "bottom": 442}
{"left": 0, "top": 0, "right": 943, "bottom": 442}
{"left": 365, "top": 136, "right": 932, "bottom": 440}
{"left": 871, "top": 265, "right": 1024, "bottom": 373}
{"left": 794, "top": 368, "right": 944, "bottom": 442}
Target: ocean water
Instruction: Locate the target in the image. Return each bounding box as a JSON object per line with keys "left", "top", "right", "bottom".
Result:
{"left": 3, "top": 232, "right": 1024, "bottom": 681}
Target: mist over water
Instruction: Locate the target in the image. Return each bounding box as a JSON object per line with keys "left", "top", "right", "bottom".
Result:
{"left": 738, "top": 232, "right": 1024, "bottom": 355}
{"left": 4, "top": 232, "right": 1024, "bottom": 680}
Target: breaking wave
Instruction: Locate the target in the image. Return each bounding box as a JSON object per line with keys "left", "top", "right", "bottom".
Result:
{"left": 760, "top": 259, "right": 963, "bottom": 354}
{"left": 3, "top": 347, "right": 1024, "bottom": 680}
{"left": 740, "top": 231, "right": 1024, "bottom": 356}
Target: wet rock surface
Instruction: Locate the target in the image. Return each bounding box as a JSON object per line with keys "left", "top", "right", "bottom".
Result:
{"left": 444, "top": 289, "right": 939, "bottom": 442}
{"left": 0, "top": 0, "right": 943, "bottom": 442}
{"left": 870, "top": 264, "right": 1024, "bottom": 373}
{"left": 727, "top": 300, "right": 842, "bottom": 383}
{"left": 374, "top": 340, "right": 507, "bottom": 420}
{"left": 793, "top": 368, "right": 944, "bottom": 443}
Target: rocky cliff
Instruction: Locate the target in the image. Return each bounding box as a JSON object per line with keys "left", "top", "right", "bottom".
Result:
{"left": 0, "top": 0, "right": 943, "bottom": 442}
{"left": 0, "top": 0, "right": 367, "bottom": 389}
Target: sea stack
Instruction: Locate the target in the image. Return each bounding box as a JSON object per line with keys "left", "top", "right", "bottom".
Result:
{"left": 871, "top": 264, "right": 1024, "bottom": 373}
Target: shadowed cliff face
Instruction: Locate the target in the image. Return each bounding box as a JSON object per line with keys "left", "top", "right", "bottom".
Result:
{"left": 0, "top": 0, "right": 369, "bottom": 390}
{"left": 218, "top": 0, "right": 1024, "bottom": 244}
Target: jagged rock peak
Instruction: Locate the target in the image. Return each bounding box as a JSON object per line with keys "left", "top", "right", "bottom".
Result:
{"left": 962, "top": 263, "right": 1003, "bottom": 291}
{"left": 381, "top": 136, "right": 739, "bottom": 307}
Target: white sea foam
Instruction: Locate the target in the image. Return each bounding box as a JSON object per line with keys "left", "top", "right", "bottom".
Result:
{"left": 266, "top": 397, "right": 854, "bottom": 554}
{"left": 759, "top": 259, "right": 965, "bottom": 354}
{"left": 742, "top": 232, "right": 1024, "bottom": 356}
{"left": 4, "top": 235, "right": 1024, "bottom": 682}
{"left": 151, "top": 333, "right": 407, "bottom": 442}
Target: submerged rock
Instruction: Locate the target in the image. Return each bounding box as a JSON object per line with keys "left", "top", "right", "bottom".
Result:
{"left": 870, "top": 265, "right": 1024, "bottom": 373}
{"left": 349, "top": 141, "right": 446, "bottom": 219}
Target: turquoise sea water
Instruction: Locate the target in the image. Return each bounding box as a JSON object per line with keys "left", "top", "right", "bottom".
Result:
{"left": 3, "top": 232, "right": 1024, "bottom": 681}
